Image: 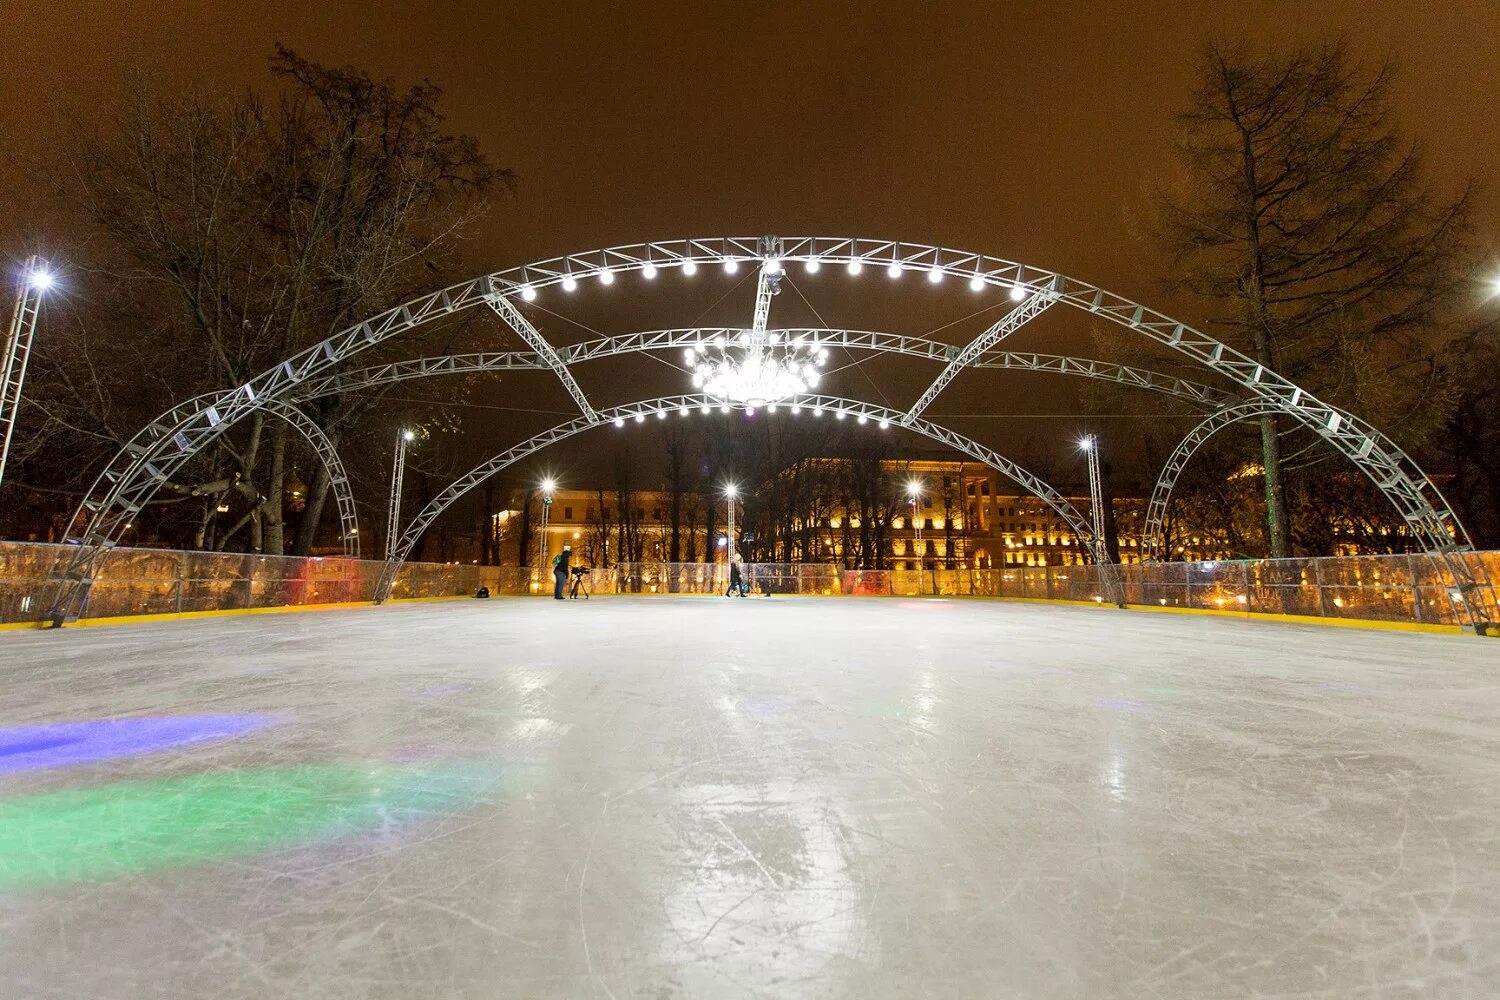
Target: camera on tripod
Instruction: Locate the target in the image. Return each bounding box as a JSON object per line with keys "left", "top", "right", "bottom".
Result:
{"left": 567, "top": 565, "right": 591, "bottom": 600}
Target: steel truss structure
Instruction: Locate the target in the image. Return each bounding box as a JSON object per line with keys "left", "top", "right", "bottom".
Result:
{"left": 284, "top": 330, "right": 1237, "bottom": 410}
{"left": 1140, "top": 401, "right": 1286, "bottom": 563}
{"left": 0, "top": 258, "right": 46, "bottom": 487}
{"left": 258, "top": 400, "right": 361, "bottom": 559}
{"left": 372, "top": 393, "right": 1103, "bottom": 603}
{"left": 42, "top": 235, "right": 1481, "bottom": 626}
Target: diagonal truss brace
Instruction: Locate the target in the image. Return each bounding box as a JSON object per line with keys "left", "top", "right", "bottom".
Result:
{"left": 906, "top": 279, "right": 1060, "bottom": 420}
{"left": 485, "top": 292, "right": 597, "bottom": 421}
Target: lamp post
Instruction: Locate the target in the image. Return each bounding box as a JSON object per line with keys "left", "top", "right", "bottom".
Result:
{"left": 539, "top": 478, "right": 556, "bottom": 572}
{"left": 0, "top": 257, "right": 52, "bottom": 488}
{"left": 907, "top": 478, "right": 925, "bottom": 568}
{"left": 724, "top": 483, "right": 738, "bottom": 562}
{"left": 385, "top": 429, "right": 415, "bottom": 560}
{"left": 1079, "top": 434, "right": 1124, "bottom": 607}
{"left": 1078, "top": 436, "right": 1107, "bottom": 563}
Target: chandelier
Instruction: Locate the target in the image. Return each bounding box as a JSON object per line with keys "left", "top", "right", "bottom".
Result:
{"left": 687, "top": 331, "right": 828, "bottom": 406}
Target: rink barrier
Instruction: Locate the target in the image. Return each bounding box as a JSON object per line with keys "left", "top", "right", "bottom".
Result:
{"left": 0, "top": 542, "right": 1494, "bottom": 633}
{"left": 0, "top": 593, "right": 473, "bottom": 631}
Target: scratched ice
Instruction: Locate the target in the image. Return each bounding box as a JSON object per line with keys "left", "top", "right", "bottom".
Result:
{"left": 2, "top": 597, "right": 1498, "bottom": 998}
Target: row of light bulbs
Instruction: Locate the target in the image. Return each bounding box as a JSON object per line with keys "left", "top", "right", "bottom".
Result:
{"left": 611, "top": 403, "right": 892, "bottom": 427}
{"left": 516, "top": 259, "right": 1032, "bottom": 301}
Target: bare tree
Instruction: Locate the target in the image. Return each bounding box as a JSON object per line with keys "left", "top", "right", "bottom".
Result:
{"left": 1150, "top": 38, "right": 1474, "bottom": 558}
{"left": 15, "top": 48, "right": 507, "bottom": 553}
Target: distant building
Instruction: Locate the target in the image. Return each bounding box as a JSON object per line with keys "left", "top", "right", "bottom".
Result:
{"left": 485, "top": 460, "right": 1237, "bottom": 569}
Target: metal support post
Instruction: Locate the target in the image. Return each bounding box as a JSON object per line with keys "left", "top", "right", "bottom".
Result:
{"left": 386, "top": 430, "right": 413, "bottom": 561}
{"left": 1081, "top": 434, "right": 1125, "bottom": 606}
{"left": 539, "top": 484, "right": 553, "bottom": 573}
{"left": 0, "top": 256, "right": 48, "bottom": 487}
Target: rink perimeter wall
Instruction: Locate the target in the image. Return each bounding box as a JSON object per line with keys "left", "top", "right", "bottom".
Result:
{"left": 1, "top": 541, "right": 1495, "bottom": 633}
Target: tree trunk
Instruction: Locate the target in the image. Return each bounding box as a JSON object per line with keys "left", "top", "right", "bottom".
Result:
{"left": 263, "top": 421, "right": 287, "bottom": 556}
{"left": 292, "top": 428, "right": 337, "bottom": 556}
{"left": 1101, "top": 459, "right": 1122, "bottom": 563}
{"left": 1238, "top": 128, "right": 1294, "bottom": 560}
{"left": 481, "top": 481, "right": 495, "bottom": 565}
{"left": 517, "top": 489, "right": 533, "bottom": 567}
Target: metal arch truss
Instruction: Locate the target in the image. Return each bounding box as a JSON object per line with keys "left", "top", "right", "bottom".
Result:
{"left": 1141, "top": 401, "right": 1284, "bottom": 563}
{"left": 484, "top": 293, "right": 596, "bottom": 420}
{"left": 286, "top": 328, "right": 1238, "bottom": 411}
{"left": 906, "top": 283, "right": 1060, "bottom": 420}
{"left": 43, "top": 395, "right": 361, "bottom": 622}
{"left": 259, "top": 400, "right": 361, "bottom": 559}
{"left": 45, "top": 235, "right": 1473, "bottom": 625}
{"left": 373, "top": 393, "right": 1106, "bottom": 603}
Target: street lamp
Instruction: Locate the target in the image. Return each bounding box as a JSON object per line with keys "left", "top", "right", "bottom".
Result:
{"left": 0, "top": 257, "right": 53, "bottom": 488}
{"left": 1078, "top": 435, "right": 1107, "bottom": 564}
{"left": 539, "top": 477, "right": 557, "bottom": 572}
{"left": 385, "top": 429, "right": 416, "bottom": 560}
{"left": 906, "top": 477, "right": 925, "bottom": 566}
{"left": 723, "top": 485, "right": 741, "bottom": 569}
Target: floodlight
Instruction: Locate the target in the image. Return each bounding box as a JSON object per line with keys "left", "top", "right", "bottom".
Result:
{"left": 806, "top": 259, "right": 821, "bottom": 273}
{"left": 682, "top": 259, "right": 698, "bottom": 275}
{"left": 599, "top": 269, "right": 615, "bottom": 285}
{"left": 723, "top": 258, "right": 739, "bottom": 273}
{"left": 848, "top": 260, "right": 863, "bottom": 275}
{"left": 562, "top": 276, "right": 578, "bottom": 292}
{"left": 642, "top": 264, "right": 658, "bottom": 279}
{"left": 520, "top": 285, "right": 537, "bottom": 301}
{"left": 969, "top": 275, "right": 985, "bottom": 292}
{"left": 927, "top": 266, "right": 943, "bottom": 283}
{"left": 887, "top": 263, "right": 902, "bottom": 278}
{"left": 1010, "top": 283, "right": 1026, "bottom": 301}
{"left": 401, "top": 429, "right": 416, "bottom": 441}
{"left": 541, "top": 478, "right": 556, "bottom": 493}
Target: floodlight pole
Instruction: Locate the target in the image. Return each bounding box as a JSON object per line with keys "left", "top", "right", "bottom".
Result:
{"left": 725, "top": 486, "right": 737, "bottom": 562}
{"left": 386, "top": 430, "right": 414, "bottom": 560}
{"left": 0, "top": 256, "right": 47, "bottom": 488}
{"left": 1081, "top": 434, "right": 1124, "bottom": 606}
{"left": 539, "top": 483, "right": 554, "bottom": 571}
{"left": 1081, "top": 435, "right": 1106, "bottom": 559}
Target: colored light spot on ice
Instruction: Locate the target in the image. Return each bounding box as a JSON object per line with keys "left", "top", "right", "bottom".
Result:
{"left": 0, "top": 715, "right": 275, "bottom": 775}
{"left": 0, "top": 762, "right": 503, "bottom": 889}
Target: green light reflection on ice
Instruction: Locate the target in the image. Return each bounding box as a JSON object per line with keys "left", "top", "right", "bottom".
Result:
{"left": 0, "top": 761, "right": 502, "bottom": 890}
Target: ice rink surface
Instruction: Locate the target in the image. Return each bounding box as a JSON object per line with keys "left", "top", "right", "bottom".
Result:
{"left": 2, "top": 596, "right": 1499, "bottom": 999}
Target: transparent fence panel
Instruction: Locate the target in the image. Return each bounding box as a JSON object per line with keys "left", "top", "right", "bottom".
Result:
{"left": 0, "top": 540, "right": 1492, "bottom": 628}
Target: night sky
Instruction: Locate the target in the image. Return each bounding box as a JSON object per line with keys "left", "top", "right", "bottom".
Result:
{"left": 3, "top": 2, "right": 1498, "bottom": 485}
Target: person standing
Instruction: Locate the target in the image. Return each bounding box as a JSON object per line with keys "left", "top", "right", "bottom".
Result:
{"left": 726, "top": 552, "right": 747, "bottom": 598}
{"left": 553, "top": 544, "right": 571, "bottom": 600}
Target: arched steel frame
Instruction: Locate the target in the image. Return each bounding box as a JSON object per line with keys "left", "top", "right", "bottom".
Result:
{"left": 1140, "top": 400, "right": 1285, "bottom": 563}
{"left": 259, "top": 400, "right": 361, "bottom": 558}
{"left": 285, "top": 329, "right": 1238, "bottom": 411}
{"left": 372, "top": 393, "right": 1104, "bottom": 603}
{"left": 43, "top": 235, "right": 1475, "bottom": 625}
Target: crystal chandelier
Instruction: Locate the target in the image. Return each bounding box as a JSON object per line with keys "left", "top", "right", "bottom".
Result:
{"left": 687, "top": 331, "right": 828, "bottom": 406}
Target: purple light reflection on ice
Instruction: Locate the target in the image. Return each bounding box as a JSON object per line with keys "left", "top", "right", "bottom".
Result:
{"left": 0, "top": 715, "right": 276, "bottom": 774}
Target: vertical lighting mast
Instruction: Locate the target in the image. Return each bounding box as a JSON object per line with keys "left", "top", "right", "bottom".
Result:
{"left": 539, "top": 478, "right": 556, "bottom": 571}
{"left": 0, "top": 257, "right": 52, "bottom": 487}
{"left": 386, "top": 429, "right": 415, "bottom": 560}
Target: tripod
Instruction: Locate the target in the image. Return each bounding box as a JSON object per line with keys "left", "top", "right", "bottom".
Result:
{"left": 568, "top": 571, "right": 590, "bottom": 600}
